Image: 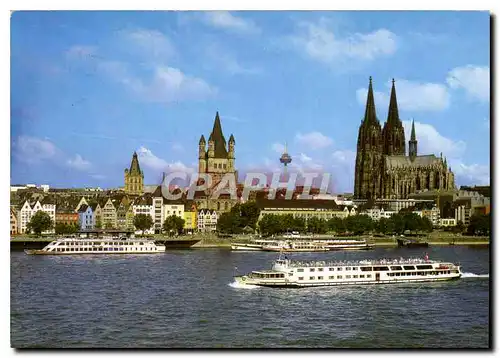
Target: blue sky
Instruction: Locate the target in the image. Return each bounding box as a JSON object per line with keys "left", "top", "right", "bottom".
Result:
{"left": 11, "top": 11, "right": 490, "bottom": 192}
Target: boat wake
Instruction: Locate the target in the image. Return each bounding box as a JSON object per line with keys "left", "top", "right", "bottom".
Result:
{"left": 228, "top": 281, "right": 259, "bottom": 289}
{"left": 462, "top": 272, "right": 489, "bottom": 278}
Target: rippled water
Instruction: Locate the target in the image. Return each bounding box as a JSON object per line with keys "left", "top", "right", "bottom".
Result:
{"left": 11, "top": 246, "right": 490, "bottom": 348}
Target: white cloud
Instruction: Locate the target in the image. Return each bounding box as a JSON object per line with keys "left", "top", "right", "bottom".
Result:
{"left": 357, "top": 79, "right": 450, "bottom": 112}
{"left": 202, "top": 11, "right": 260, "bottom": 35}
{"left": 272, "top": 142, "right": 285, "bottom": 154}
{"left": 295, "top": 131, "right": 333, "bottom": 150}
{"left": 289, "top": 19, "right": 397, "bottom": 65}
{"left": 402, "top": 120, "right": 466, "bottom": 158}
{"left": 332, "top": 150, "right": 356, "bottom": 164}
{"left": 137, "top": 146, "right": 169, "bottom": 171}
{"left": 67, "top": 154, "right": 92, "bottom": 171}
{"left": 125, "top": 28, "right": 176, "bottom": 59}
{"left": 13, "top": 136, "right": 57, "bottom": 163}
{"left": 448, "top": 161, "right": 490, "bottom": 186}
{"left": 447, "top": 65, "right": 490, "bottom": 102}
{"left": 137, "top": 146, "right": 195, "bottom": 174}
{"left": 101, "top": 62, "right": 216, "bottom": 103}
{"left": 299, "top": 153, "right": 312, "bottom": 162}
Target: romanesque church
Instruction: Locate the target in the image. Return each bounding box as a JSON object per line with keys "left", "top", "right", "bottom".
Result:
{"left": 354, "top": 77, "right": 455, "bottom": 200}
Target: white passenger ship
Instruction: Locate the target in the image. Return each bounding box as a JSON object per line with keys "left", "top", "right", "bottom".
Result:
{"left": 234, "top": 254, "right": 462, "bottom": 288}
{"left": 261, "top": 241, "right": 329, "bottom": 252}
{"left": 24, "top": 238, "right": 166, "bottom": 255}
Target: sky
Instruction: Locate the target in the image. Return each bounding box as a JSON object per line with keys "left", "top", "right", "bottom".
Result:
{"left": 10, "top": 11, "right": 490, "bottom": 193}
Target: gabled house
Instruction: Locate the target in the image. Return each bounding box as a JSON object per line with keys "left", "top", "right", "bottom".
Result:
{"left": 78, "top": 204, "right": 95, "bottom": 231}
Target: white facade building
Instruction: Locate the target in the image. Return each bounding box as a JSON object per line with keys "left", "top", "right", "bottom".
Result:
{"left": 197, "top": 209, "right": 218, "bottom": 232}
{"left": 18, "top": 200, "right": 56, "bottom": 234}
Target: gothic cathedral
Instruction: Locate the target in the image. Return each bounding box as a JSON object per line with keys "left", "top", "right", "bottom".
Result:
{"left": 354, "top": 77, "right": 455, "bottom": 200}
{"left": 124, "top": 152, "right": 144, "bottom": 196}
{"left": 198, "top": 111, "right": 237, "bottom": 184}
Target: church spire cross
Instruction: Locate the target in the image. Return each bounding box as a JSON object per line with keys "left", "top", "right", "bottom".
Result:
{"left": 387, "top": 78, "right": 400, "bottom": 125}
{"left": 363, "top": 76, "right": 378, "bottom": 125}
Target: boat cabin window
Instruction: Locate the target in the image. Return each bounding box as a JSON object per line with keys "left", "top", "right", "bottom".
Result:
{"left": 345, "top": 267, "right": 351, "bottom": 271}
{"left": 318, "top": 276, "right": 323, "bottom": 280}
{"left": 318, "top": 268, "right": 324, "bottom": 272}
{"left": 360, "top": 267, "right": 372, "bottom": 271}
{"left": 390, "top": 266, "right": 403, "bottom": 271}
{"left": 337, "top": 275, "right": 342, "bottom": 279}
{"left": 403, "top": 266, "right": 415, "bottom": 270}
{"left": 416, "top": 265, "right": 433, "bottom": 270}
{"left": 298, "top": 277, "right": 304, "bottom": 280}
{"left": 329, "top": 268, "right": 335, "bottom": 271}
{"left": 310, "top": 268, "right": 315, "bottom": 272}
{"left": 337, "top": 267, "right": 342, "bottom": 271}
{"left": 297, "top": 269, "right": 304, "bottom": 272}
{"left": 329, "top": 276, "right": 335, "bottom": 279}
{"left": 373, "top": 266, "right": 389, "bottom": 271}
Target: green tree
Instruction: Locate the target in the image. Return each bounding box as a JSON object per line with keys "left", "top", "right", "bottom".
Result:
{"left": 258, "top": 214, "right": 283, "bottom": 236}
{"left": 163, "top": 215, "right": 185, "bottom": 235}
{"left": 27, "top": 211, "right": 53, "bottom": 236}
{"left": 420, "top": 217, "right": 434, "bottom": 233}
{"left": 327, "top": 217, "right": 345, "bottom": 234}
{"left": 402, "top": 212, "right": 421, "bottom": 233}
{"left": 376, "top": 217, "right": 389, "bottom": 234}
{"left": 95, "top": 218, "right": 102, "bottom": 229}
{"left": 467, "top": 214, "right": 490, "bottom": 236}
{"left": 232, "top": 202, "right": 261, "bottom": 230}
{"left": 133, "top": 214, "right": 153, "bottom": 235}
{"left": 105, "top": 222, "right": 115, "bottom": 230}
{"left": 217, "top": 212, "right": 241, "bottom": 234}
{"left": 388, "top": 214, "right": 405, "bottom": 235}
{"left": 307, "top": 217, "right": 328, "bottom": 234}
{"left": 454, "top": 220, "right": 465, "bottom": 234}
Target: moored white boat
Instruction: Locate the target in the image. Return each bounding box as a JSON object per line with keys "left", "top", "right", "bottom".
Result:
{"left": 24, "top": 238, "right": 166, "bottom": 255}
{"left": 261, "top": 240, "right": 329, "bottom": 252}
{"left": 234, "top": 254, "right": 462, "bottom": 288}
{"left": 325, "top": 239, "right": 373, "bottom": 251}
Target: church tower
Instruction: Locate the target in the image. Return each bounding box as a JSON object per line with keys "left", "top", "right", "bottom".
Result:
{"left": 382, "top": 79, "right": 406, "bottom": 156}
{"left": 124, "top": 152, "right": 144, "bottom": 195}
{"left": 354, "top": 77, "right": 383, "bottom": 200}
{"left": 198, "top": 112, "right": 236, "bottom": 184}
{"left": 408, "top": 119, "right": 418, "bottom": 161}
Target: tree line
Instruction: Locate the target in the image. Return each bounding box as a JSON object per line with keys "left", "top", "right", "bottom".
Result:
{"left": 250, "top": 212, "right": 436, "bottom": 236}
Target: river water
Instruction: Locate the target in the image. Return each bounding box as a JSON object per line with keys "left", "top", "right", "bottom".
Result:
{"left": 11, "top": 246, "right": 490, "bottom": 348}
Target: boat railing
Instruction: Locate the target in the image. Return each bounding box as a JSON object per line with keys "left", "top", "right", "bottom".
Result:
{"left": 285, "top": 257, "right": 441, "bottom": 268}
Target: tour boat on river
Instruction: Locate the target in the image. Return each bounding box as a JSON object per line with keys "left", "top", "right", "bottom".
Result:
{"left": 234, "top": 253, "right": 462, "bottom": 288}
{"left": 24, "top": 238, "right": 166, "bottom": 255}
{"left": 261, "top": 240, "right": 330, "bottom": 252}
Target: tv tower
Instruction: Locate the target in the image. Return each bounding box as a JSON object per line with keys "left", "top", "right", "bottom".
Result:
{"left": 279, "top": 142, "right": 292, "bottom": 174}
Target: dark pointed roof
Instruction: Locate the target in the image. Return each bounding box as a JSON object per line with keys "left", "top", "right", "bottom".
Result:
{"left": 208, "top": 111, "right": 228, "bottom": 158}
{"left": 363, "top": 77, "right": 379, "bottom": 125}
{"left": 129, "top": 152, "right": 142, "bottom": 175}
{"left": 229, "top": 134, "right": 235, "bottom": 144}
{"left": 410, "top": 119, "right": 416, "bottom": 141}
{"left": 199, "top": 135, "right": 206, "bottom": 144}
{"left": 387, "top": 79, "right": 401, "bottom": 125}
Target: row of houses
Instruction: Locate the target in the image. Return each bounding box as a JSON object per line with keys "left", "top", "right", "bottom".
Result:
{"left": 10, "top": 190, "right": 220, "bottom": 235}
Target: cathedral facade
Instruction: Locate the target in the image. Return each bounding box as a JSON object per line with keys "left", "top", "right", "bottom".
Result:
{"left": 124, "top": 152, "right": 144, "bottom": 196}
{"left": 354, "top": 77, "right": 455, "bottom": 200}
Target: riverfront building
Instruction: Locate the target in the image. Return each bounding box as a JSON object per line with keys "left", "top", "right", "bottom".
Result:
{"left": 256, "top": 198, "right": 357, "bottom": 222}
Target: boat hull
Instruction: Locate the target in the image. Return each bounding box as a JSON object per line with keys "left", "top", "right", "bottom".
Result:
{"left": 231, "top": 244, "right": 263, "bottom": 251}
{"left": 24, "top": 249, "right": 165, "bottom": 255}
{"left": 234, "top": 274, "right": 461, "bottom": 288}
